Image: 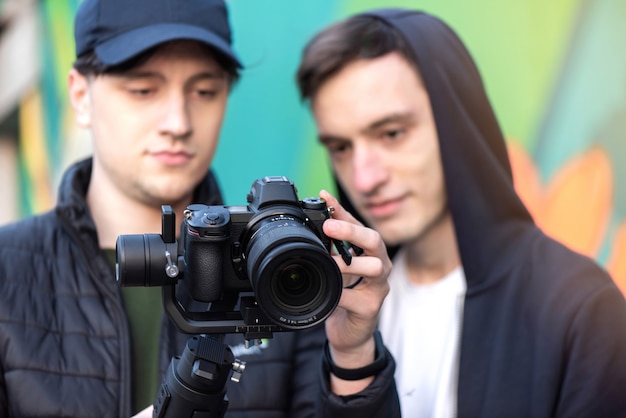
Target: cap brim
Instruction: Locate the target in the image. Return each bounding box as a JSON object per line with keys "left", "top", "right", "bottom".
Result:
{"left": 95, "top": 23, "right": 242, "bottom": 68}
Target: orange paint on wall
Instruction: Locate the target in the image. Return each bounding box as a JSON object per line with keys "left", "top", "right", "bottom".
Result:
{"left": 508, "top": 141, "right": 625, "bottom": 295}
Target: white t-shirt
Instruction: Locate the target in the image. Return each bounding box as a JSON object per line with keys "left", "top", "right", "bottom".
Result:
{"left": 378, "top": 248, "right": 467, "bottom": 418}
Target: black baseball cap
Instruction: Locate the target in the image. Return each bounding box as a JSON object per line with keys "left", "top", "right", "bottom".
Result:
{"left": 74, "top": 0, "right": 242, "bottom": 67}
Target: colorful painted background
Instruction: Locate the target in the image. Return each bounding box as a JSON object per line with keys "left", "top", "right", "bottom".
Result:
{"left": 0, "top": 0, "right": 624, "bottom": 293}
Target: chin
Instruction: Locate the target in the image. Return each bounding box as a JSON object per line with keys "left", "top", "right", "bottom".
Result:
{"left": 142, "top": 186, "right": 190, "bottom": 208}
{"left": 375, "top": 223, "right": 409, "bottom": 247}
{"left": 381, "top": 234, "right": 407, "bottom": 247}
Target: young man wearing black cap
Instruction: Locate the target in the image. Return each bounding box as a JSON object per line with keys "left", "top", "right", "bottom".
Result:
{"left": 297, "top": 8, "right": 626, "bottom": 418}
{"left": 0, "top": 1, "right": 399, "bottom": 417}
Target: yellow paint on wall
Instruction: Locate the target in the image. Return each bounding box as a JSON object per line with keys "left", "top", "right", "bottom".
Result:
{"left": 19, "top": 88, "right": 53, "bottom": 213}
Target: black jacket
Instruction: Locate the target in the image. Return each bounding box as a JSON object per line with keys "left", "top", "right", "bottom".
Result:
{"left": 0, "top": 158, "right": 399, "bottom": 417}
{"left": 338, "top": 9, "right": 626, "bottom": 417}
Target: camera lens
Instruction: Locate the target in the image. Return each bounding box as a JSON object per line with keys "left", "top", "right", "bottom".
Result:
{"left": 244, "top": 216, "right": 342, "bottom": 329}
{"left": 272, "top": 259, "right": 324, "bottom": 312}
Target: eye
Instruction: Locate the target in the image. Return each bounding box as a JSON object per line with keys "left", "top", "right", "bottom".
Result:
{"left": 196, "top": 89, "right": 218, "bottom": 98}
{"left": 382, "top": 127, "right": 405, "bottom": 141}
{"left": 326, "top": 142, "right": 351, "bottom": 158}
{"left": 128, "top": 88, "right": 154, "bottom": 96}
{"left": 123, "top": 81, "right": 157, "bottom": 97}
{"left": 193, "top": 79, "right": 227, "bottom": 99}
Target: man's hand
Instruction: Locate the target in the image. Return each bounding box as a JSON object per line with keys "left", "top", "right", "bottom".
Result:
{"left": 320, "top": 190, "right": 392, "bottom": 395}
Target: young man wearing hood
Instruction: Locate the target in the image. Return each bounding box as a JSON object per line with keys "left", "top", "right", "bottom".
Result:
{"left": 297, "top": 8, "right": 626, "bottom": 418}
{"left": 0, "top": 0, "right": 400, "bottom": 417}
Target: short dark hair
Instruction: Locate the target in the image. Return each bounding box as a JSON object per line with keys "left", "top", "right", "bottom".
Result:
{"left": 73, "top": 42, "right": 241, "bottom": 83}
{"left": 296, "top": 15, "right": 417, "bottom": 101}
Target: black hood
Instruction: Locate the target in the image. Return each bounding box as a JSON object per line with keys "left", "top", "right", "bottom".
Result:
{"left": 335, "top": 9, "right": 535, "bottom": 289}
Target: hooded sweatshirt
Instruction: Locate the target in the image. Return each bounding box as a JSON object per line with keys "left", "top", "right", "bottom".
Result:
{"left": 336, "top": 9, "right": 626, "bottom": 418}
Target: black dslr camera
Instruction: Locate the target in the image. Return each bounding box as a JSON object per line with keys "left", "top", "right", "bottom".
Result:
{"left": 116, "top": 176, "right": 345, "bottom": 338}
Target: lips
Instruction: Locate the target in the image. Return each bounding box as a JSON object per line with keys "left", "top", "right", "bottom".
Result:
{"left": 365, "top": 197, "right": 404, "bottom": 218}
{"left": 150, "top": 150, "right": 193, "bottom": 166}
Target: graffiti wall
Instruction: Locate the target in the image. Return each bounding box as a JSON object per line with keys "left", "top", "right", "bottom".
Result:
{"left": 0, "top": 0, "right": 624, "bottom": 291}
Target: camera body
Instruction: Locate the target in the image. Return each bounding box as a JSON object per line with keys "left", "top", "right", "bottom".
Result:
{"left": 116, "top": 176, "right": 343, "bottom": 333}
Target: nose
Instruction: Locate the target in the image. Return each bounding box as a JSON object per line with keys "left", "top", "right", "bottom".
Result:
{"left": 352, "top": 144, "right": 387, "bottom": 195}
{"left": 158, "top": 92, "right": 192, "bottom": 139}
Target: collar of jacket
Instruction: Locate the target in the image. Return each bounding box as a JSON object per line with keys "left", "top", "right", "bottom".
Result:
{"left": 53, "top": 157, "right": 224, "bottom": 256}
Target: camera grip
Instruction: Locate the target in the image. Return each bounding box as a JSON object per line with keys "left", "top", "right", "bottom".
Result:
{"left": 184, "top": 207, "right": 232, "bottom": 302}
{"left": 185, "top": 240, "right": 225, "bottom": 302}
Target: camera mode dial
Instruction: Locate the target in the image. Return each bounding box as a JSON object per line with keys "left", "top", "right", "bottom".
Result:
{"left": 300, "top": 197, "right": 326, "bottom": 210}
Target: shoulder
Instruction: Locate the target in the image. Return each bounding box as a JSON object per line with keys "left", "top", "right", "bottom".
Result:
{"left": 516, "top": 230, "right": 626, "bottom": 331}
{"left": 527, "top": 231, "right": 615, "bottom": 292}
{"left": 0, "top": 210, "right": 61, "bottom": 251}
{"left": 0, "top": 211, "right": 71, "bottom": 287}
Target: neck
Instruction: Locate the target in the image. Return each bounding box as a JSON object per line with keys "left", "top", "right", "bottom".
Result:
{"left": 86, "top": 165, "right": 193, "bottom": 249}
{"left": 402, "top": 212, "right": 461, "bottom": 285}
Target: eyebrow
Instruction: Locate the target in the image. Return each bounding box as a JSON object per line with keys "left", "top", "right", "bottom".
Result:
{"left": 318, "top": 111, "right": 415, "bottom": 145}
{"left": 364, "top": 112, "right": 414, "bottom": 133}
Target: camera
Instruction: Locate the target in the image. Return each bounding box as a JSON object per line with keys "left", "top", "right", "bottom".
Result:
{"left": 116, "top": 176, "right": 345, "bottom": 337}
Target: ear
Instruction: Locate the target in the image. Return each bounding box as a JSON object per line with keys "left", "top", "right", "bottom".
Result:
{"left": 68, "top": 68, "right": 92, "bottom": 128}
